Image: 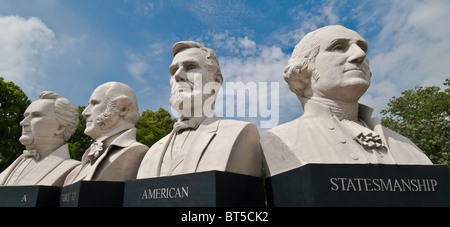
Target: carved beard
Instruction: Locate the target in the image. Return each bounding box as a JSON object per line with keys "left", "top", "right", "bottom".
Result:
{"left": 96, "top": 107, "right": 119, "bottom": 130}
{"left": 170, "top": 90, "right": 200, "bottom": 118}
{"left": 170, "top": 81, "right": 204, "bottom": 118}
{"left": 170, "top": 79, "right": 220, "bottom": 118}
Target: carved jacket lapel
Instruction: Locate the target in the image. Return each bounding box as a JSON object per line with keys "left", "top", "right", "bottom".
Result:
{"left": 83, "top": 128, "right": 137, "bottom": 180}
{"left": 23, "top": 145, "right": 70, "bottom": 185}
{"left": 153, "top": 133, "right": 175, "bottom": 177}
{"left": 181, "top": 116, "right": 220, "bottom": 174}
{"left": 0, "top": 156, "right": 24, "bottom": 185}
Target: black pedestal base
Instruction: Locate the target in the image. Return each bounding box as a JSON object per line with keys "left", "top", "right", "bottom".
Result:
{"left": 266, "top": 164, "right": 450, "bottom": 207}
{"left": 124, "top": 171, "right": 266, "bottom": 207}
{"left": 0, "top": 185, "right": 61, "bottom": 207}
{"left": 60, "top": 181, "right": 124, "bottom": 207}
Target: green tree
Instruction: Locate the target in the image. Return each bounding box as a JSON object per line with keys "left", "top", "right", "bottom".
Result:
{"left": 380, "top": 78, "right": 449, "bottom": 168}
{"left": 67, "top": 106, "right": 91, "bottom": 161}
{"left": 0, "top": 77, "right": 32, "bottom": 172}
{"left": 136, "top": 108, "right": 177, "bottom": 148}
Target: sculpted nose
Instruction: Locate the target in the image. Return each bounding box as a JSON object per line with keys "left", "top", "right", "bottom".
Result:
{"left": 347, "top": 44, "right": 366, "bottom": 64}
{"left": 173, "top": 66, "right": 187, "bottom": 82}
{"left": 20, "top": 115, "right": 30, "bottom": 126}
{"left": 82, "top": 105, "right": 91, "bottom": 118}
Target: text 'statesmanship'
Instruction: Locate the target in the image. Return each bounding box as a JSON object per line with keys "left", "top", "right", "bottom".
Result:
{"left": 330, "top": 177, "right": 438, "bottom": 192}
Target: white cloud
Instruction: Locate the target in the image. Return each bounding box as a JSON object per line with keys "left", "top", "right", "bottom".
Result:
{"left": 125, "top": 52, "right": 149, "bottom": 82}
{"left": 185, "top": 0, "right": 257, "bottom": 30}
{"left": 237, "top": 37, "right": 257, "bottom": 57}
{"left": 0, "top": 15, "right": 56, "bottom": 93}
{"left": 149, "top": 43, "right": 164, "bottom": 56}
{"left": 366, "top": 0, "right": 450, "bottom": 116}
{"left": 132, "top": 0, "right": 164, "bottom": 17}
{"left": 124, "top": 40, "right": 173, "bottom": 83}
{"left": 320, "top": 4, "right": 339, "bottom": 25}
{"left": 276, "top": 0, "right": 342, "bottom": 47}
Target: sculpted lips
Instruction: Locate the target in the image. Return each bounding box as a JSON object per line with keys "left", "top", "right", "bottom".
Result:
{"left": 344, "top": 67, "right": 363, "bottom": 72}
{"left": 173, "top": 83, "right": 193, "bottom": 93}
{"left": 21, "top": 126, "right": 31, "bottom": 134}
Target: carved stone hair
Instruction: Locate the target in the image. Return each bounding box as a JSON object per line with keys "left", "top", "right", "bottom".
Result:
{"left": 283, "top": 25, "right": 344, "bottom": 100}
{"left": 38, "top": 91, "right": 79, "bottom": 142}
{"left": 172, "top": 41, "right": 223, "bottom": 85}
{"left": 102, "top": 82, "right": 140, "bottom": 124}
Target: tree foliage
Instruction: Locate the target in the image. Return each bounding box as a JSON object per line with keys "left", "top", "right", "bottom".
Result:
{"left": 0, "top": 77, "right": 31, "bottom": 172}
{"left": 67, "top": 106, "right": 91, "bottom": 161}
{"left": 136, "top": 108, "right": 177, "bottom": 148}
{"left": 381, "top": 78, "right": 449, "bottom": 168}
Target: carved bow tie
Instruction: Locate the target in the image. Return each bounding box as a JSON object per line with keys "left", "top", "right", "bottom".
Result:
{"left": 173, "top": 118, "right": 199, "bottom": 133}
{"left": 23, "top": 150, "right": 39, "bottom": 160}
{"left": 87, "top": 141, "right": 104, "bottom": 164}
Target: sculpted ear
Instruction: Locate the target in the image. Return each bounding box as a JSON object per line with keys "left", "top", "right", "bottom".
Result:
{"left": 211, "top": 74, "right": 223, "bottom": 95}
{"left": 112, "top": 95, "right": 132, "bottom": 117}
{"left": 215, "top": 74, "right": 223, "bottom": 85}
{"left": 119, "top": 105, "right": 129, "bottom": 117}
{"left": 54, "top": 124, "right": 66, "bottom": 138}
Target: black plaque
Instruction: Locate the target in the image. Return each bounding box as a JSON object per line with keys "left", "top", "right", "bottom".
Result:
{"left": 0, "top": 185, "right": 61, "bottom": 207}
{"left": 266, "top": 164, "right": 450, "bottom": 207}
{"left": 123, "top": 171, "right": 266, "bottom": 207}
{"left": 60, "top": 181, "right": 124, "bottom": 207}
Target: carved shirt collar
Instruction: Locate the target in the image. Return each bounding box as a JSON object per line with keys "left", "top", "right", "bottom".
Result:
{"left": 305, "top": 98, "right": 385, "bottom": 149}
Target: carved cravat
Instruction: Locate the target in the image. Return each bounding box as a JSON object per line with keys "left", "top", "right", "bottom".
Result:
{"left": 23, "top": 150, "right": 39, "bottom": 161}
{"left": 308, "top": 97, "right": 385, "bottom": 150}
{"left": 86, "top": 141, "right": 104, "bottom": 164}
{"left": 341, "top": 119, "right": 385, "bottom": 149}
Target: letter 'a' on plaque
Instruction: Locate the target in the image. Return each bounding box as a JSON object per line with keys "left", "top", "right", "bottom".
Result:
{"left": 123, "top": 171, "right": 266, "bottom": 207}
{"left": 60, "top": 181, "right": 124, "bottom": 207}
{"left": 0, "top": 185, "right": 61, "bottom": 207}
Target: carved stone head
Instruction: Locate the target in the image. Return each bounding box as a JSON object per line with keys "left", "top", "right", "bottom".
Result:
{"left": 284, "top": 25, "right": 372, "bottom": 105}
{"left": 169, "top": 41, "right": 223, "bottom": 118}
{"left": 82, "top": 82, "right": 139, "bottom": 140}
{"left": 20, "top": 91, "right": 78, "bottom": 148}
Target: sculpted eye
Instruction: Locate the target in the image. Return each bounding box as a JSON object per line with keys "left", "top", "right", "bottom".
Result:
{"left": 90, "top": 100, "right": 99, "bottom": 106}
{"left": 331, "top": 44, "right": 345, "bottom": 52}
{"left": 32, "top": 113, "right": 42, "bottom": 118}
{"left": 170, "top": 67, "right": 178, "bottom": 76}
{"left": 358, "top": 43, "right": 368, "bottom": 53}
{"left": 187, "top": 64, "right": 197, "bottom": 70}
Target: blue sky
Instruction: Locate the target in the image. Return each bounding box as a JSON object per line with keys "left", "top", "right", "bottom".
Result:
{"left": 1, "top": 0, "right": 449, "bottom": 131}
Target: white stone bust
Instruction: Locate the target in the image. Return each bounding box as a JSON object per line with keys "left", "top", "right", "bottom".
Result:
{"left": 137, "top": 41, "right": 262, "bottom": 178}
{"left": 63, "top": 82, "right": 148, "bottom": 185}
{"left": 260, "top": 25, "right": 432, "bottom": 176}
{"left": 0, "top": 91, "right": 80, "bottom": 186}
